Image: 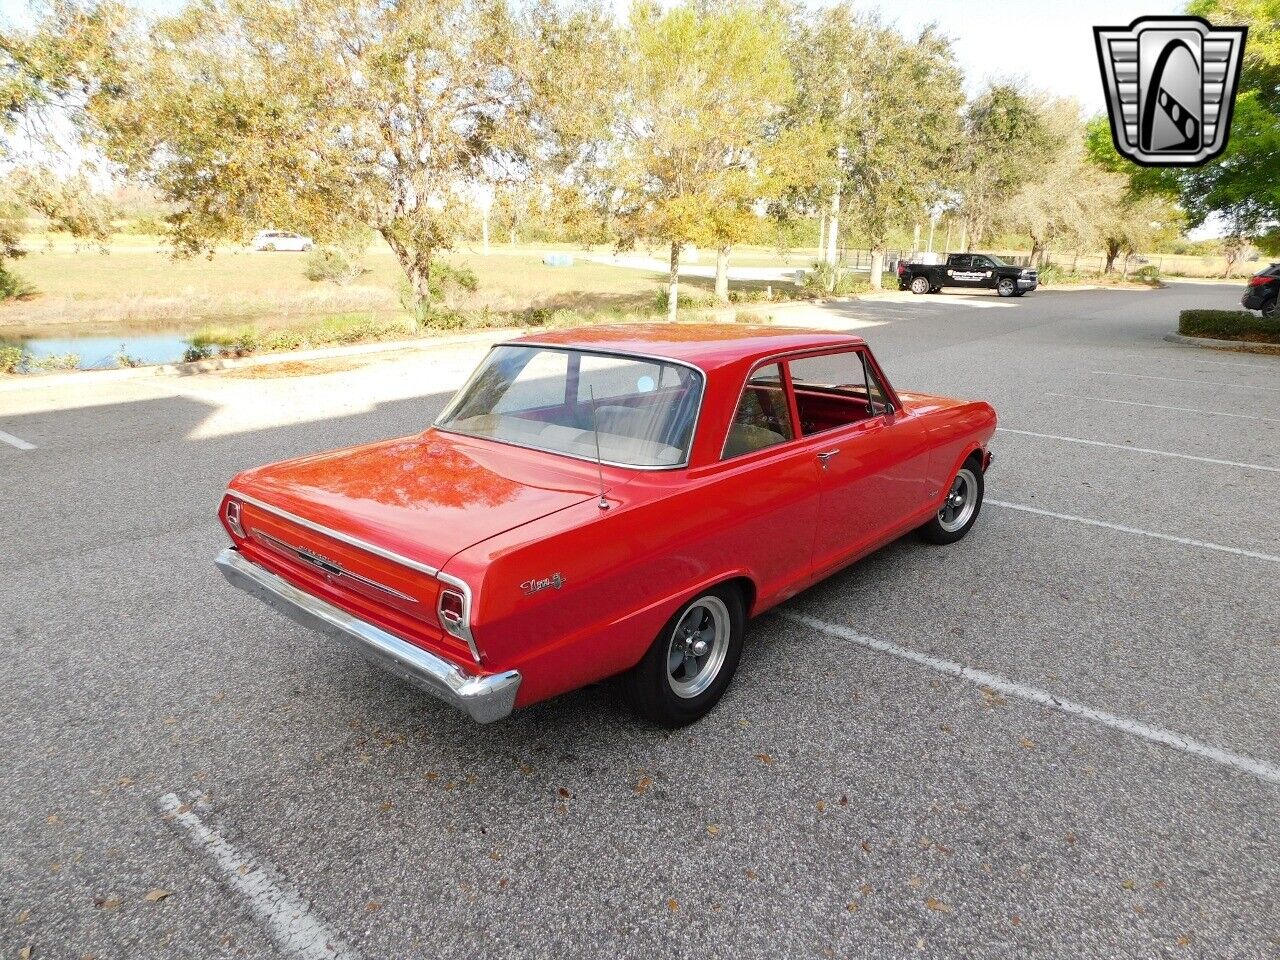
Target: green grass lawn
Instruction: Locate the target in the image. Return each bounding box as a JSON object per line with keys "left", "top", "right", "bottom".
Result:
{"left": 0, "top": 238, "right": 804, "bottom": 337}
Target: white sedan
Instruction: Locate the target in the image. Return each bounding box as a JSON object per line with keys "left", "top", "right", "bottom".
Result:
{"left": 251, "top": 230, "right": 313, "bottom": 252}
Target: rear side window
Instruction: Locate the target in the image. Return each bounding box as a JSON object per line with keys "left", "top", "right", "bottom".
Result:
{"left": 722, "top": 363, "right": 793, "bottom": 459}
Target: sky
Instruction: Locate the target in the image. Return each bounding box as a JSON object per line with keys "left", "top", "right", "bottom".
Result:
{"left": 2, "top": 0, "right": 1187, "bottom": 115}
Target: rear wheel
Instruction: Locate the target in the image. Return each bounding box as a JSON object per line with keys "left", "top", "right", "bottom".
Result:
{"left": 1263, "top": 296, "right": 1278, "bottom": 318}
{"left": 910, "top": 276, "right": 930, "bottom": 295}
{"left": 919, "top": 457, "right": 984, "bottom": 545}
{"left": 622, "top": 585, "right": 745, "bottom": 727}
{"left": 997, "top": 277, "right": 1016, "bottom": 297}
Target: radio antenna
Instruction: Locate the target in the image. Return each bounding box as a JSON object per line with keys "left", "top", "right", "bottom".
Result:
{"left": 587, "top": 385, "right": 610, "bottom": 511}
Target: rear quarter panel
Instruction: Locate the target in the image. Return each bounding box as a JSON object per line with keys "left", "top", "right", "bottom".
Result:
{"left": 446, "top": 451, "right": 822, "bottom": 708}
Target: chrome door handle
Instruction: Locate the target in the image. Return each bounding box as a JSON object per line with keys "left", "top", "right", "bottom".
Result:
{"left": 817, "top": 449, "right": 840, "bottom": 466}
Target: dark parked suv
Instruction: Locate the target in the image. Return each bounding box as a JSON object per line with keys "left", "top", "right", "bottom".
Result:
{"left": 1241, "top": 263, "right": 1280, "bottom": 316}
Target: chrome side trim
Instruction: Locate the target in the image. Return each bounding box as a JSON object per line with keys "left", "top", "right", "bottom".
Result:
{"left": 215, "top": 548, "right": 520, "bottom": 723}
{"left": 226, "top": 490, "right": 440, "bottom": 577}
{"left": 255, "top": 532, "right": 419, "bottom": 603}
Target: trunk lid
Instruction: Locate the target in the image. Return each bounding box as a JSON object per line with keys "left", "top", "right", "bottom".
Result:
{"left": 227, "top": 431, "right": 603, "bottom": 659}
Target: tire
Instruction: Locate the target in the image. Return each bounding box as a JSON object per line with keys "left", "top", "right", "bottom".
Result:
{"left": 918, "top": 456, "right": 984, "bottom": 545}
{"left": 1012, "top": 290, "right": 1025, "bottom": 297}
{"left": 910, "top": 276, "right": 930, "bottom": 295}
{"left": 996, "top": 277, "right": 1016, "bottom": 297}
{"left": 264, "top": 243, "right": 276, "bottom": 252}
{"left": 622, "top": 585, "right": 746, "bottom": 727}
{"left": 1263, "top": 297, "right": 1278, "bottom": 319}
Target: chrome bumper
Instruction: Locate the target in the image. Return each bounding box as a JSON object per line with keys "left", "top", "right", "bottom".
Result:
{"left": 215, "top": 547, "right": 521, "bottom": 723}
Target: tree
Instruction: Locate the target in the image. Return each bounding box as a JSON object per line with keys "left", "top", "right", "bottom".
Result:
{"left": 998, "top": 99, "right": 1125, "bottom": 266}
{"left": 1084, "top": 115, "right": 1181, "bottom": 272}
{"left": 1176, "top": 0, "right": 1280, "bottom": 235}
{"left": 610, "top": 0, "right": 791, "bottom": 320}
{"left": 785, "top": 8, "right": 963, "bottom": 289}
{"left": 0, "top": 0, "right": 125, "bottom": 294}
{"left": 86, "top": 0, "right": 612, "bottom": 324}
{"left": 955, "top": 83, "right": 1054, "bottom": 252}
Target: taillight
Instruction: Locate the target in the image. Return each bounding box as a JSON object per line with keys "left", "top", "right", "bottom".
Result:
{"left": 896, "top": 262, "right": 905, "bottom": 275}
{"left": 1249, "top": 275, "right": 1272, "bottom": 286}
{"left": 224, "top": 498, "right": 245, "bottom": 537}
{"left": 437, "top": 583, "right": 481, "bottom": 663}
{"left": 438, "top": 589, "right": 465, "bottom": 626}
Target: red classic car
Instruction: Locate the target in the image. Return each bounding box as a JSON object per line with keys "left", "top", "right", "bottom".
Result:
{"left": 216, "top": 324, "right": 995, "bottom": 726}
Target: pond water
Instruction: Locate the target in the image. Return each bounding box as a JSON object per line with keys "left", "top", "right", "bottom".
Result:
{"left": 1, "top": 332, "right": 194, "bottom": 370}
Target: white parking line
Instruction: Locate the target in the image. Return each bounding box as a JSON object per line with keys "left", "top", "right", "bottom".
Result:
{"left": 778, "top": 611, "right": 1280, "bottom": 788}
{"left": 1044, "top": 393, "right": 1280, "bottom": 424}
{"left": 1093, "top": 370, "right": 1280, "bottom": 392}
{"left": 158, "top": 793, "right": 357, "bottom": 960}
{"left": 1138, "top": 353, "right": 1278, "bottom": 371}
{"left": 986, "top": 499, "right": 1280, "bottom": 564}
{"left": 0, "top": 429, "right": 35, "bottom": 450}
{"left": 996, "top": 427, "right": 1280, "bottom": 473}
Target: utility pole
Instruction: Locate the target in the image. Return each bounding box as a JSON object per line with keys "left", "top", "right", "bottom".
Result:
{"left": 927, "top": 218, "right": 936, "bottom": 254}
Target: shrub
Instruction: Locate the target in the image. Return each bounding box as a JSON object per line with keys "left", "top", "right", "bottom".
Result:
{"left": 0, "top": 345, "right": 22, "bottom": 373}
{"left": 1133, "top": 264, "right": 1161, "bottom": 285}
{"left": 29, "top": 353, "right": 80, "bottom": 371}
{"left": 0, "top": 264, "right": 37, "bottom": 301}
{"left": 303, "top": 246, "right": 367, "bottom": 285}
{"left": 799, "top": 262, "right": 868, "bottom": 297}
{"left": 182, "top": 345, "right": 212, "bottom": 363}
{"left": 652, "top": 288, "right": 714, "bottom": 310}
{"left": 1179, "top": 309, "right": 1280, "bottom": 342}
{"left": 115, "top": 346, "right": 144, "bottom": 368}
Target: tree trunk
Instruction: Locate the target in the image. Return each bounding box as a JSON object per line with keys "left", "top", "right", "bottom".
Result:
{"left": 869, "top": 248, "right": 884, "bottom": 291}
{"left": 958, "top": 221, "right": 969, "bottom": 254}
{"left": 667, "top": 240, "right": 681, "bottom": 322}
{"left": 384, "top": 230, "right": 432, "bottom": 326}
{"left": 825, "top": 189, "right": 840, "bottom": 266}
{"left": 1104, "top": 240, "right": 1120, "bottom": 274}
{"left": 1030, "top": 237, "right": 1043, "bottom": 266}
{"left": 817, "top": 211, "right": 826, "bottom": 261}
{"left": 510, "top": 227, "right": 516, "bottom": 246}
{"left": 714, "top": 245, "right": 730, "bottom": 303}
{"left": 481, "top": 209, "right": 490, "bottom": 255}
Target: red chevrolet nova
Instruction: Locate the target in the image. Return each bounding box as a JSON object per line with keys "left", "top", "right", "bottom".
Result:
{"left": 216, "top": 324, "right": 995, "bottom": 726}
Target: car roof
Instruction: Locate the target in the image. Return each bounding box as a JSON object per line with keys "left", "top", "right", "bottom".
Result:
{"left": 508, "top": 323, "right": 866, "bottom": 372}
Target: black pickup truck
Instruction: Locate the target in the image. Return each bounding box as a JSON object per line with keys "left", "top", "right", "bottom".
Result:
{"left": 897, "top": 253, "right": 1038, "bottom": 297}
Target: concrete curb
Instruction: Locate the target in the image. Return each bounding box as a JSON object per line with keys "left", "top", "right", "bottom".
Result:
{"left": 1163, "top": 332, "right": 1280, "bottom": 357}
{"left": 0, "top": 329, "right": 518, "bottom": 394}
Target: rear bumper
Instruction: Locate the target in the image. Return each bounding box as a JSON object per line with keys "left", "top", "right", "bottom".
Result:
{"left": 215, "top": 547, "right": 521, "bottom": 723}
{"left": 1241, "top": 289, "right": 1271, "bottom": 310}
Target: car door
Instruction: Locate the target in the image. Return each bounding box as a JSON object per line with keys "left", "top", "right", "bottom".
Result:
{"left": 712, "top": 362, "right": 821, "bottom": 601}
{"left": 967, "top": 254, "right": 997, "bottom": 288}
{"left": 946, "top": 255, "right": 984, "bottom": 289}
{"left": 787, "top": 349, "right": 930, "bottom": 575}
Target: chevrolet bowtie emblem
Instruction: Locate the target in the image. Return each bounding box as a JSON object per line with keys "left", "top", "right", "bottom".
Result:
{"left": 1094, "top": 16, "right": 1247, "bottom": 167}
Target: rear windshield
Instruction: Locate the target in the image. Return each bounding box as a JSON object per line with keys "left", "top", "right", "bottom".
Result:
{"left": 435, "top": 345, "right": 704, "bottom": 468}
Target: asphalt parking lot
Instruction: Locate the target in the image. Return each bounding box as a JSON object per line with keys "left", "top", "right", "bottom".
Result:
{"left": 2, "top": 281, "right": 1277, "bottom": 959}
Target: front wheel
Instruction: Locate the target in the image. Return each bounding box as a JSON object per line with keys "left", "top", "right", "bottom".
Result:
{"left": 910, "top": 276, "right": 930, "bottom": 295}
{"left": 919, "top": 459, "right": 984, "bottom": 545}
{"left": 996, "top": 278, "right": 1016, "bottom": 297}
{"left": 622, "top": 586, "right": 745, "bottom": 727}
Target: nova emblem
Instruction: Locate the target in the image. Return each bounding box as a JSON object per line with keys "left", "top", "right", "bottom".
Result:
{"left": 1094, "top": 16, "right": 1247, "bottom": 167}
{"left": 521, "top": 572, "right": 565, "bottom": 596}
